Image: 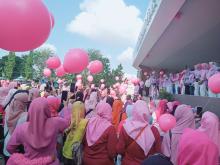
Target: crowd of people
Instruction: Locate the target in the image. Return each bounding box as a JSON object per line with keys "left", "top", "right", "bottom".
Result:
{"left": 137, "top": 62, "right": 220, "bottom": 99}
{"left": 0, "top": 78, "right": 219, "bottom": 165}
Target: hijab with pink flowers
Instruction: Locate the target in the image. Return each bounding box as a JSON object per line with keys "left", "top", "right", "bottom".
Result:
{"left": 178, "top": 128, "right": 219, "bottom": 165}
{"left": 86, "top": 102, "right": 112, "bottom": 146}
{"left": 123, "top": 100, "right": 155, "bottom": 156}
{"left": 197, "top": 111, "right": 220, "bottom": 154}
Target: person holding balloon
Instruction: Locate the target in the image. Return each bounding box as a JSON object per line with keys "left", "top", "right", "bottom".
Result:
{"left": 161, "top": 104, "right": 195, "bottom": 165}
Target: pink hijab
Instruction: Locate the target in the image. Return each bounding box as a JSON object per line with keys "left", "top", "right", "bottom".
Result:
{"left": 29, "top": 88, "right": 40, "bottom": 101}
{"left": 0, "top": 87, "right": 9, "bottom": 105}
{"left": 47, "top": 97, "right": 61, "bottom": 117}
{"left": 86, "top": 102, "right": 112, "bottom": 146}
{"left": 7, "top": 92, "right": 29, "bottom": 135}
{"left": 25, "top": 97, "right": 53, "bottom": 149}
{"left": 156, "top": 99, "right": 168, "bottom": 120}
{"left": 197, "top": 111, "right": 220, "bottom": 153}
{"left": 162, "top": 104, "right": 195, "bottom": 164}
{"left": 178, "top": 128, "right": 219, "bottom": 165}
{"left": 123, "top": 100, "right": 155, "bottom": 156}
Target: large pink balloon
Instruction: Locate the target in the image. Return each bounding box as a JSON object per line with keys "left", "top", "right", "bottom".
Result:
{"left": 87, "top": 75, "right": 93, "bottom": 82}
{"left": 158, "top": 114, "right": 176, "bottom": 132}
{"left": 0, "top": 0, "right": 51, "bottom": 52}
{"left": 208, "top": 73, "right": 220, "bottom": 94}
{"left": 88, "top": 60, "right": 103, "bottom": 75}
{"left": 63, "top": 49, "right": 89, "bottom": 74}
{"left": 56, "top": 66, "right": 66, "bottom": 77}
{"left": 46, "top": 56, "right": 61, "bottom": 69}
{"left": 43, "top": 68, "right": 51, "bottom": 77}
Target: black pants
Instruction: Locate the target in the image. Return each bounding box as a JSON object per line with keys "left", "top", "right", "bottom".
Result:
{"left": 185, "top": 85, "right": 190, "bottom": 95}
{"left": 145, "top": 87, "right": 150, "bottom": 97}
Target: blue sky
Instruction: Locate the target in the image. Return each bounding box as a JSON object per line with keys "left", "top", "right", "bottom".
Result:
{"left": 0, "top": 0, "right": 149, "bottom": 77}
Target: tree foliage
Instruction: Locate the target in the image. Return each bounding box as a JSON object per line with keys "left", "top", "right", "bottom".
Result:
{"left": 4, "top": 52, "right": 16, "bottom": 80}
{"left": 0, "top": 48, "right": 124, "bottom": 87}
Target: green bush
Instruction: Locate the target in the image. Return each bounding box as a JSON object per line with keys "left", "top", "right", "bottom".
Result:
{"left": 159, "top": 89, "right": 174, "bottom": 102}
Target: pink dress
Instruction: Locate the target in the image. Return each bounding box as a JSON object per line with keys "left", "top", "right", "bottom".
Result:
{"left": 7, "top": 117, "right": 68, "bottom": 165}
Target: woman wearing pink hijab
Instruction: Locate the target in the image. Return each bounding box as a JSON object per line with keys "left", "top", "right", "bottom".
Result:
{"left": 117, "top": 100, "right": 161, "bottom": 165}
{"left": 28, "top": 88, "right": 40, "bottom": 101}
{"left": 197, "top": 111, "right": 220, "bottom": 155}
{"left": 177, "top": 128, "right": 219, "bottom": 165}
{"left": 83, "top": 102, "right": 117, "bottom": 165}
{"left": 162, "top": 104, "right": 195, "bottom": 165}
{"left": 4, "top": 91, "right": 29, "bottom": 158}
{"left": 47, "top": 97, "right": 61, "bottom": 117}
{"left": 6, "top": 97, "right": 69, "bottom": 165}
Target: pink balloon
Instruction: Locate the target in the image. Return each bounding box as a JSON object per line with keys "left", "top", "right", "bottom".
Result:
{"left": 76, "top": 74, "right": 82, "bottom": 80}
{"left": 88, "top": 60, "right": 103, "bottom": 75}
{"left": 57, "top": 79, "right": 63, "bottom": 84}
{"left": 43, "top": 68, "right": 51, "bottom": 77}
{"left": 50, "top": 13, "right": 55, "bottom": 28}
{"left": 115, "top": 82, "right": 120, "bottom": 88}
{"left": 56, "top": 65, "right": 66, "bottom": 77}
{"left": 0, "top": 0, "right": 51, "bottom": 52}
{"left": 160, "top": 71, "right": 164, "bottom": 75}
{"left": 46, "top": 56, "right": 61, "bottom": 69}
{"left": 63, "top": 49, "right": 89, "bottom": 74}
{"left": 119, "top": 85, "right": 126, "bottom": 95}
{"left": 100, "top": 79, "right": 104, "bottom": 83}
{"left": 115, "top": 76, "right": 119, "bottom": 81}
{"left": 158, "top": 114, "right": 176, "bottom": 132}
{"left": 132, "top": 78, "right": 139, "bottom": 84}
{"left": 101, "top": 84, "right": 105, "bottom": 89}
{"left": 91, "top": 84, "right": 95, "bottom": 89}
{"left": 87, "top": 75, "right": 93, "bottom": 82}
{"left": 208, "top": 73, "right": 220, "bottom": 94}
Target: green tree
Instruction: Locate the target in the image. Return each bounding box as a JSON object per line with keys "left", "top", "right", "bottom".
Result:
{"left": 32, "top": 49, "right": 53, "bottom": 80}
{"left": 4, "top": 52, "right": 16, "bottom": 80}
{"left": 12, "top": 56, "right": 25, "bottom": 79}
{"left": 24, "top": 51, "right": 34, "bottom": 80}
{"left": 111, "top": 64, "right": 124, "bottom": 83}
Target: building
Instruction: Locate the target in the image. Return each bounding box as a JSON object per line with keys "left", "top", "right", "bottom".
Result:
{"left": 132, "top": 0, "right": 220, "bottom": 117}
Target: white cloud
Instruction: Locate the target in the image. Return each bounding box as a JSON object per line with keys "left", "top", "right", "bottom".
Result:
{"left": 37, "top": 43, "right": 57, "bottom": 54}
{"left": 117, "top": 47, "right": 134, "bottom": 63}
{"left": 67, "top": 0, "right": 143, "bottom": 46}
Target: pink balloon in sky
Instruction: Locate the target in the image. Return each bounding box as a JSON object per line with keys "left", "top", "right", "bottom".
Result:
{"left": 88, "top": 60, "right": 103, "bottom": 75}
{"left": 56, "top": 66, "right": 66, "bottom": 77}
{"left": 76, "top": 74, "right": 82, "bottom": 80}
{"left": 0, "top": 0, "right": 51, "bottom": 52}
{"left": 43, "top": 68, "right": 51, "bottom": 77}
{"left": 158, "top": 114, "right": 176, "bottom": 132}
{"left": 101, "top": 84, "right": 105, "bottom": 89}
{"left": 208, "top": 73, "right": 220, "bottom": 94}
{"left": 87, "top": 75, "right": 93, "bottom": 82}
{"left": 46, "top": 56, "right": 61, "bottom": 69}
{"left": 63, "top": 49, "right": 89, "bottom": 74}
